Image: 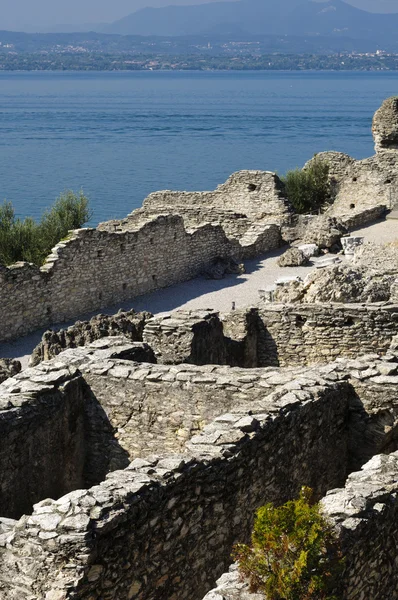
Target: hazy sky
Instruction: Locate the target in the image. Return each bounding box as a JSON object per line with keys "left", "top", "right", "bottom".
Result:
{"left": 1, "top": 0, "right": 398, "bottom": 30}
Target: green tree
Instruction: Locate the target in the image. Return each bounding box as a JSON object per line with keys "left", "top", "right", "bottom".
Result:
{"left": 282, "top": 159, "right": 330, "bottom": 214}
{"left": 0, "top": 191, "right": 91, "bottom": 267}
{"left": 232, "top": 487, "right": 343, "bottom": 600}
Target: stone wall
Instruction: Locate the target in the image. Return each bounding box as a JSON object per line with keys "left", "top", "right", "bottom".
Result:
{"left": 300, "top": 98, "right": 398, "bottom": 223}
{"left": 146, "top": 305, "right": 398, "bottom": 370}
{"left": 1, "top": 341, "right": 398, "bottom": 598}
{"left": 203, "top": 451, "right": 398, "bottom": 600}
{"left": 255, "top": 303, "right": 398, "bottom": 367}
{"left": 0, "top": 215, "right": 240, "bottom": 342}
{"left": 30, "top": 309, "right": 153, "bottom": 366}
{"left": 100, "top": 171, "right": 292, "bottom": 240}
{"left": 0, "top": 373, "right": 352, "bottom": 600}
{"left": 0, "top": 367, "right": 86, "bottom": 519}
{"left": 322, "top": 451, "right": 398, "bottom": 599}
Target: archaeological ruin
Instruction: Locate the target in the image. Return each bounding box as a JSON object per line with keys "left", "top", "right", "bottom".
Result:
{"left": 1, "top": 97, "right": 398, "bottom": 599}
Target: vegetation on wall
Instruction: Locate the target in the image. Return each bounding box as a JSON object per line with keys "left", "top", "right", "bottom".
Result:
{"left": 0, "top": 191, "right": 91, "bottom": 266}
{"left": 233, "top": 487, "right": 343, "bottom": 600}
{"left": 281, "top": 159, "right": 331, "bottom": 214}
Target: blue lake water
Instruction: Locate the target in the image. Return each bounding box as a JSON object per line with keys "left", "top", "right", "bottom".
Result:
{"left": 0, "top": 70, "right": 397, "bottom": 225}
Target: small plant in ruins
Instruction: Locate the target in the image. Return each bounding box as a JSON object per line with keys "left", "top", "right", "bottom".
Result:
{"left": 281, "top": 158, "right": 331, "bottom": 214}
{"left": 232, "top": 487, "right": 343, "bottom": 600}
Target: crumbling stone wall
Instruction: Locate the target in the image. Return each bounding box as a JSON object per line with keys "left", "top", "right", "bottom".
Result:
{"left": 204, "top": 451, "right": 398, "bottom": 600}
{"left": 0, "top": 374, "right": 351, "bottom": 600}
{"left": 141, "top": 304, "right": 398, "bottom": 370}
{"left": 0, "top": 369, "right": 86, "bottom": 519}
{"left": 303, "top": 98, "right": 398, "bottom": 222}
{"left": 101, "top": 171, "right": 292, "bottom": 240}
{"left": 0, "top": 215, "right": 239, "bottom": 342}
{"left": 1, "top": 341, "right": 398, "bottom": 598}
{"left": 255, "top": 303, "right": 398, "bottom": 367}
{"left": 30, "top": 309, "right": 153, "bottom": 366}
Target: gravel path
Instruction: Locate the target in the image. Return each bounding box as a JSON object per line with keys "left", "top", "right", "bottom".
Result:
{"left": 1, "top": 217, "right": 397, "bottom": 368}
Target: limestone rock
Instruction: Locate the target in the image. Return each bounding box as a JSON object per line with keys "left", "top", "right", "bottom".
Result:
{"left": 0, "top": 359, "right": 21, "bottom": 384}
{"left": 29, "top": 309, "right": 153, "bottom": 366}
{"left": 373, "top": 96, "right": 398, "bottom": 153}
{"left": 301, "top": 215, "right": 347, "bottom": 250}
{"left": 273, "top": 264, "right": 393, "bottom": 304}
{"left": 203, "top": 257, "right": 245, "bottom": 280}
{"left": 277, "top": 247, "right": 308, "bottom": 267}
{"left": 202, "top": 566, "right": 264, "bottom": 600}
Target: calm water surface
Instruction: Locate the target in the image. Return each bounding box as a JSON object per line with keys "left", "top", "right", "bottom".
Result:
{"left": 0, "top": 70, "right": 397, "bottom": 225}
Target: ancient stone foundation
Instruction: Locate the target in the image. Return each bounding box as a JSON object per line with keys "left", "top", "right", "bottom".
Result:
{"left": 1, "top": 337, "right": 398, "bottom": 598}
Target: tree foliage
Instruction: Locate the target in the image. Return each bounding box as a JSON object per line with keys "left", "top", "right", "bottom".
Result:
{"left": 281, "top": 159, "right": 331, "bottom": 214}
{"left": 0, "top": 191, "right": 91, "bottom": 266}
{"left": 232, "top": 487, "right": 343, "bottom": 600}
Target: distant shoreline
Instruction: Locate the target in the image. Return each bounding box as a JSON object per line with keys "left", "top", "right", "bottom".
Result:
{"left": 2, "top": 52, "right": 398, "bottom": 73}
{"left": 1, "top": 67, "right": 398, "bottom": 73}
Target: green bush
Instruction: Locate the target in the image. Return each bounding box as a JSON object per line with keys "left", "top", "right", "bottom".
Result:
{"left": 0, "top": 191, "right": 91, "bottom": 266}
{"left": 232, "top": 487, "right": 343, "bottom": 600}
{"left": 281, "top": 159, "right": 330, "bottom": 214}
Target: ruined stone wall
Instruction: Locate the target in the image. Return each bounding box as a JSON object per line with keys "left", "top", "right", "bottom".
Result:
{"left": 0, "top": 215, "right": 239, "bottom": 342}
{"left": 323, "top": 451, "right": 398, "bottom": 600}
{"left": 203, "top": 454, "right": 398, "bottom": 600}
{"left": 121, "top": 171, "right": 290, "bottom": 225}
{"left": 30, "top": 309, "right": 153, "bottom": 366}
{"left": 301, "top": 98, "right": 398, "bottom": 223}
{"left": 82, "top": 360, "right": 285, "bottom": 457}
{"left": 0, "top": 376, "right": 351, "bottom": 600}
{"left": 1, "top": 341, "right": 398, "bottom": 599}
{"left": 0, "top": 368, "right": 86, "bottom": 519}
{"left": 255, "top": 303, "right": 398, "bottom": 367}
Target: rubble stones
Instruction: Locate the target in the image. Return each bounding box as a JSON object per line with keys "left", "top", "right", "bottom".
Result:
{"left": 29, "top": 309, "right": 153, "bottom": 366}
{"left": 277, "top": 247, "right": 309, "bottom": 267}
{"left": 0, "top": 359, "right": 21, "bottom": 383}
{"left": 301, "top": 215, "right": 347, "bottom": 250}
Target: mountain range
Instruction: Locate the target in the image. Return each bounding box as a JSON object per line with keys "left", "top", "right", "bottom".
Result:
{"left": 101, "top": 0, "right": 398, "bottom": 43}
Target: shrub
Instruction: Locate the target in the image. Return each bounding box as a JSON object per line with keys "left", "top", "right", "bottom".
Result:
{"left": 232, "top": 487, "right": 343, "bottom": 600}
{"left": 281, "top": 159, "right": 330, "bottom": 214}
{"left": 0, "top": 191, "right": 91, "bottom": 267}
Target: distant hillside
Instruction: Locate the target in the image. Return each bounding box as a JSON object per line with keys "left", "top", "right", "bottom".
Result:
{"left": 102, "top": 0, "right": 398, "bottom": 43}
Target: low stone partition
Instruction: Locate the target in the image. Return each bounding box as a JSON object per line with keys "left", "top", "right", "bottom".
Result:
{"left": 204, "top": 451, "right": 398, "bottom": 600}
{"left": 255, "top": 303, "right": 398, "bottom": 367}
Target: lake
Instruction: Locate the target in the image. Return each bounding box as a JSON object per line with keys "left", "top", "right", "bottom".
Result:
{"left": 0, "top": 70, "right": 397, "bottom": 225}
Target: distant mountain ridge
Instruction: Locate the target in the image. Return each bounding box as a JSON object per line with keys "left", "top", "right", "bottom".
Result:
{"left": 102, "top": 0, "right": 398, "bottom": 42}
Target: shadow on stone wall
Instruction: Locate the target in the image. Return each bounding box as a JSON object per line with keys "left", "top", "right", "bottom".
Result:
{"left": 83, "top": 382, "right": 131, "bottom": 489}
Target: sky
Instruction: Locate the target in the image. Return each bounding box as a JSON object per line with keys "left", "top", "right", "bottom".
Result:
{"left": 1, "top": 0, "right": 398, "bottom": 31}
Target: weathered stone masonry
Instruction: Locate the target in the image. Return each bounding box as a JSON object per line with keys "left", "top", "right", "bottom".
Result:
{"left": 1, "top": 341, "right": 398, "bottom": 599}
{"left": 0, "top": 213, "right": 283, "bottom": 343}
{"left": 204, "top": 452, "right": 398, "bottom": 600}
{"left": 142, "top": 305, "right": 398, "bottom": 369}
{"left": 0, "top": 216, "right": 238, "bottom": 341}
